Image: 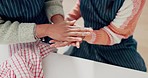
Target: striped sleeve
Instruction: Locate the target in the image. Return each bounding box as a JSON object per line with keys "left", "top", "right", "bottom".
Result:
{"left": 90, "top": 0, "right": 146, "bottom": 45}
{"left": 66, "top": 0, "right": 81, "bottom": 21}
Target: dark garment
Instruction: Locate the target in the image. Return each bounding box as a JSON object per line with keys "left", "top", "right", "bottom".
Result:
{"left": 70, "top": 0, "right": 147, "bottom": 72}
{"left": 0, "top": 0, "right": 51, "bottom": 42}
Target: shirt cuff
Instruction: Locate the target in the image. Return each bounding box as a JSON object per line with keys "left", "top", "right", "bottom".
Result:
{"left": 18, "top": 23, "right": 37, "bottom": 43}
{"left": 45, "top": 1, "right": 64, "bottom": 22}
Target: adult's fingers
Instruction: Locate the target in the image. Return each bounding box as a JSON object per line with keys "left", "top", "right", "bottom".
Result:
{"left": 67, "top": 26, "right": 93, "bottom": 32}
{"left": 66, "top": 32, "right": 91, "bottom": 37}
{"left": 65, "top": 37, "right": 82, "bottom": 42}
{"left": 65, "top": 20, "right": 76, "bottom": 26}
{"left": 50, "top": 41, "right": 70, "bottom": 48}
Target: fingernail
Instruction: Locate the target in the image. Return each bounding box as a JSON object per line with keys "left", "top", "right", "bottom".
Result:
{"left": 49, "top": 41, "right": 54, "bottom": 43}
{"left": 77, "top": 46, "right": 80, "bottom": 48}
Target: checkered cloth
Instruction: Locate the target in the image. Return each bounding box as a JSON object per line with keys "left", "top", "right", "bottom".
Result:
{"left": 0, "top": 41, "right": 57, "bottom": 78}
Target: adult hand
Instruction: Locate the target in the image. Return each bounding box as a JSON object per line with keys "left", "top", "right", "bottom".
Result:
{"left": 36, "top": 20, "right": 93, "bottom": 42}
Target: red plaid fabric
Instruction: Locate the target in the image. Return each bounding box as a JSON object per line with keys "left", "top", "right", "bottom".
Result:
{"left": 0, "top": 41, "right": 57, "bottom": 78}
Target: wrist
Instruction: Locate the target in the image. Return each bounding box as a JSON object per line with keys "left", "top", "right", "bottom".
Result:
{"left": 51, "top": 14, "right": 64, "bottom": 24}
{"left": 36, "top": 24, "right": 50, "bottom": 38}
{"left": 83, "top": 32, "right": 96, "bottom": 44}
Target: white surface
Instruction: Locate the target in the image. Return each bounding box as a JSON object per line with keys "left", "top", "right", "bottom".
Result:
{"left": 57, "top": 46, "right": 71, "bottom": 54}
{"left": 43, "top": 53, "right": 148, "bottom": 78}
{"left": 0, "top": 45, "right": 9, "bottom": 64}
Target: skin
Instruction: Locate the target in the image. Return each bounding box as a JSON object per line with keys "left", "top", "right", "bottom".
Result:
{"left": 35, "top": 14, "right": 93, "bottom": 48}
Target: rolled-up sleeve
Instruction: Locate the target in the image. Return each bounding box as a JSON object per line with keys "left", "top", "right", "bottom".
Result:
{"left": 86, "top": 0, "right": 146, "bottom": 45}
{"left": 0, "top": 17, "right": 37, "bottom": 44}
{"left": 45, "top": 0, "right": 64, "bottom": 21}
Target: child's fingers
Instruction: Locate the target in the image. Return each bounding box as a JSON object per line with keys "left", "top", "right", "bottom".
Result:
{"left": 71, "top": 42, "right": 76, "bottom": 46}
{"left": 76, "top": 41, "right": 80, "bottom": 48}
{"left": 56, "top": 42, "right": 70, "bottom": 47}
{"left": 49, "top": 40, "right": 57, "bottom": 43}
{"left": 49, "top": 40, "right": 63, "bottom": 47}
{"left": 70, "top": 41, "right": 80, "bottom": 48}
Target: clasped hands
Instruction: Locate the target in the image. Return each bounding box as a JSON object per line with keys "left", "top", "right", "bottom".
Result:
{"left": 48, "top": 20, "right": 93, "bottom": 48}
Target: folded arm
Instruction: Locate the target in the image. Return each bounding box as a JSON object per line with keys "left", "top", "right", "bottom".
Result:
{"left": 84, "top": 0, "right": 146, "bottom": 45}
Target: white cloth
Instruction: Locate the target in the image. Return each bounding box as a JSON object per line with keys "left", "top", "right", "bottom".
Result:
{"left": 0, "top": 45, "right": 9, "bottom": 64}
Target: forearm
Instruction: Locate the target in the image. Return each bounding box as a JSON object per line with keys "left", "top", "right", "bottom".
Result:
{"left": 84, "top": 0, "right": 146, "bottom": 45}
{"left": 83, "top": 29, "right": 110, "bottom": 45}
